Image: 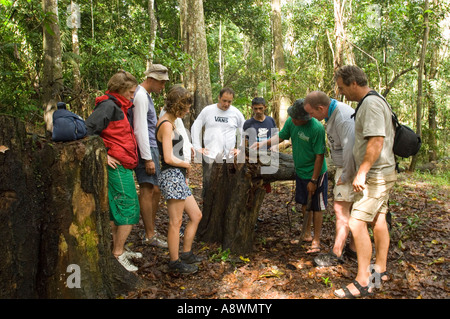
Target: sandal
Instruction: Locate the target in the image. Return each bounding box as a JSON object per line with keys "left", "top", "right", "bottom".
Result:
{"left": 334, "top": 280, "right": 374, "bottom": 299}
{"left": 379, "top": 271, "right": 389, "bottom": 282}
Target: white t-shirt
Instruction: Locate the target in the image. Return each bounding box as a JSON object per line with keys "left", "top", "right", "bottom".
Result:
{"left": 191, "top": 104, "right": 245, "bottom": 160}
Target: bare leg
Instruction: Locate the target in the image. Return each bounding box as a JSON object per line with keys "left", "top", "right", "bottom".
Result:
{"left": 333, "top": 201, "right": 353, "bottom": 256}
{"left": 181, "top": 195, "right": 202, "bottom": 253}
{"left": 139, "top": 183, "right": 161, "bottom": 239}
{"left": 167, "top": 199, "right": 185, "bottom": 261}
{"left": 111, "top": 222, "right": 133, "bottom": 257}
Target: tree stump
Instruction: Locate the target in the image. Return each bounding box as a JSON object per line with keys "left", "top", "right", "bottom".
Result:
{"left": 197, "top": 149, "right": 296, "bottom": 254}
{"left": 0, "top": 115, "right": 144, "bottom": 298}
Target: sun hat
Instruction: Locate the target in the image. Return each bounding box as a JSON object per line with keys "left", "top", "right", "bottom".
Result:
{"left": 144, "top": 64, "right": 169, "bottom": 81}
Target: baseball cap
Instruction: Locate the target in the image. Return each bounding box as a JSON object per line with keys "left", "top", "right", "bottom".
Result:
{"left": 144, "top": 64, "right": 169, "bottom": 81}
{"left": 287, "top": 98, "right": 311, "bottom": 121}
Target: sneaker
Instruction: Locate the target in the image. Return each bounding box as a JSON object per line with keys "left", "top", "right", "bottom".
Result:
{"left": 168, "top": 259, "right": 198, "bottom": 274}
{"left": 143, "top": 232, "right": 168, "bottom": 249}
{"left": 116, "top": 253, "right": 138, "bottom": 272}
{"left": 314, "top": 251, "right": 344, "bottom": 267}
{"left": 124, "top": 246, "right": 143, "bottom": 259}
{"left": 180, "top": 251, "right": 203, "bottom": 264}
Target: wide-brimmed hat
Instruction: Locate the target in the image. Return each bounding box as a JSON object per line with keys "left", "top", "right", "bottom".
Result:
{"left": 287, "top": 98, "right": 311, "bottom": 121}
{"left": 144, "top": 64, "right": 169, "bottom": 81}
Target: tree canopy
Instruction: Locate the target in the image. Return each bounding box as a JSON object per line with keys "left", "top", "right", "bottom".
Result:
{"left": 0, "top": 0, "right": 449, "bottom": 163}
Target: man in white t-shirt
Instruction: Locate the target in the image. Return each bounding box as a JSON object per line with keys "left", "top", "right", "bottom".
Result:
{"left": 191, "top": 87, "right": 245, "bottom": 195}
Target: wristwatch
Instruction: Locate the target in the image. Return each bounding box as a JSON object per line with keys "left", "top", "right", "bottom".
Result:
{"left": 310, "top": 178, "right": 318, "bottom": 185}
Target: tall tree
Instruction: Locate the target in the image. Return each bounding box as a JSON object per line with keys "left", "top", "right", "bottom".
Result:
{"left": 69, "top": 1, "right": 83, "bottom": 116}
{"left": 180, "top": 0, "right": 213, "bottom": 128}
{"left": 333, "top": 0, "right": 355, "bottom": 96}
{"left": 147, "top": 0, "right": 157, "bottom": 66}
{"left": 409, "top": 0, "right": 430, "bottom": 171}
{"left": 271, "top": 0, "right": 290, "bottom": 128}
{"left": 42, "top": 0, "right": 63, "bottom": 134}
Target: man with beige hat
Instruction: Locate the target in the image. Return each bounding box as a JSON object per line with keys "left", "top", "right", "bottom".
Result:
{"left": 130, "top": 64, "right": 169, "bottom": 248}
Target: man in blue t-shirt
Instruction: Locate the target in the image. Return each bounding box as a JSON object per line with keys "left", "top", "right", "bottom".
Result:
{"left": 244, "top": 97, "right": 278, "bottom": 146}
{"left": 244, "top": 97, "right": 277, "bottom": 193}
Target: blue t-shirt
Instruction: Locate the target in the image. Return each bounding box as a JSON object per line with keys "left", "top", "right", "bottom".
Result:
{"left": 243, "top": 116, "right": 278, "bottom": 145}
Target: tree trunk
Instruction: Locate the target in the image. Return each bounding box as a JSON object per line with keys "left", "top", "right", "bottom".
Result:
{"left": 147, "top": 0, "right": 157, "bottom": 67}
{"left": 409, "top": 0, "right": 429, "bottom": 171}
{"left": 197, "top": 150, "right": 296, "bottom": 254}
{"left": 179, "top": 0, "right": 213, "bottom": 129}
{"left": 42, "top": 0, "right": 64, "bottom": 135}
{"left": 70, "top": 1, "right": 84, "bottom": 117}
{"left": 0, "top": 115, "right": 144, "bottom": 298}
{"left": 271, "top": 0, "right": 290, "bottom": 129}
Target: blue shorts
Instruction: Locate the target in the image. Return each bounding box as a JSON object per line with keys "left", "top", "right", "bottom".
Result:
{"left": 295, "top": 172, "right": 328, "bottom": 211}
{"left": 134, "top": 147, "right": 161, "bottom": 185}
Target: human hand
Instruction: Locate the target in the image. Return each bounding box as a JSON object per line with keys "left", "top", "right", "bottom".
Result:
{"left": 352, "top": 172, "right": 366, "bottom": 192}
{"left": 145, "top": 159, "right": 156, "bottom": 175}
{"left": 107, "top": 155, "right": 121, "bottom": 169}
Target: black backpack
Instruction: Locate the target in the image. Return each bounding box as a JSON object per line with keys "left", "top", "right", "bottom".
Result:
{"left": 353, "top": 91, "right": 421, "bottom": 158}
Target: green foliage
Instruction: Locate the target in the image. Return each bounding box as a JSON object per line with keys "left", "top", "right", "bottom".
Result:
{"left": 0, "top": 0, "right": 448, "bottom": 165}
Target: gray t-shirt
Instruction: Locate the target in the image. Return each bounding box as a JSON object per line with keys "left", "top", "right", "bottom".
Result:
{"left": 353, "top": 95, "right": 396, "bottom": 177}
{"left": 327, "top": 101, "right": 356, "bottom": 183}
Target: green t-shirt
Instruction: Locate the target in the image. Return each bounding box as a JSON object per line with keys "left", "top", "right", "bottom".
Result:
{"left": 278, "top": 117, "right": 327, "bottom": 179}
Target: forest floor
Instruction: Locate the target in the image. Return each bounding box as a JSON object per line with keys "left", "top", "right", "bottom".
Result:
{"left": 124, "top": 163, "right": 449, "bottom": 300}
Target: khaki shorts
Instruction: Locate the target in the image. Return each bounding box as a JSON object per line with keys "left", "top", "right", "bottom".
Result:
{"left": 351, "top": 172, "right": 397, "bottom": 222}
{"left": 334, "top": 167, "right": 355, "bottom": 202}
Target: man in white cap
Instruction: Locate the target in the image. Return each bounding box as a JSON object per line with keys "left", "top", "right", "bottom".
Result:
{"left": 131, "top": 64, "right": 169, "bottom": 248}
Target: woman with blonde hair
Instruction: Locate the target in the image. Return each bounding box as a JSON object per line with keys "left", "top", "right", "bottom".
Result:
{"left": 156, "top": 86, "right": 202, "bottom": 274}
{"left": 86, "top": 70, "right": 142, "bottom": 272}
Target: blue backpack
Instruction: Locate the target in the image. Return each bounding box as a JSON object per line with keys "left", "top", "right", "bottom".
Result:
{"left": 52, "top": 102, "right": 87, "bottom": 142}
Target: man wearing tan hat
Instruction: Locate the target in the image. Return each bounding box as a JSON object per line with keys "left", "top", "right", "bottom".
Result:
{"left": 131, "top": 64, "right": 169, "bottom": 248}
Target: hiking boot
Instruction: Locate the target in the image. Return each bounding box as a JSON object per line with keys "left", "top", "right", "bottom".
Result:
{"left": 143, "top": 232, "right": 168, "bottom": 249}
{"left": 116, "top": 253, "right": 138, "bottom": 272}
{"left": 314, "top": 251, "right": 344, "bottom": 267}
{"left": 180, "top": 251, "right": 203, "bottom": 264}
{"left": 124, "top": 246, "right": 143, "bottom": 259}
{"left": 168, "top": 259, "right": 198, "bottom": 275}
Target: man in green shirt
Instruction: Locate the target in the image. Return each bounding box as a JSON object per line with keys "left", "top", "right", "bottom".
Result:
{"left": 252, "top": 99, "right": 327, "bottom": 253}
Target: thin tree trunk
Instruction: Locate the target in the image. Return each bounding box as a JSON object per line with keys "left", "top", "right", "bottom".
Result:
{"left": 42, "top": 0, "right": 64, "bottom": 135}
{"left": 409, "top": 0, "right": 429, "bottom": 171}
{"left": 147, "top": 0, "right": 157, "bottom": 67}
{"left": 70, "top": 1, "right": 83, "bottom": 116}
{"left": 271, "top": 0, "right": 290, "bottom": 129}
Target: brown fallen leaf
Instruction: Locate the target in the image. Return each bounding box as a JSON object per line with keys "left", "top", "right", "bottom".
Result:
{"left": 0, "top": 145, "right": 9, "bottom": 153}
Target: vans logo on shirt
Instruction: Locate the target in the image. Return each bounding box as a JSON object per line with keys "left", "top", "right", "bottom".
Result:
{"left": 215, "top": 116, "right": 229, "bottom": 123}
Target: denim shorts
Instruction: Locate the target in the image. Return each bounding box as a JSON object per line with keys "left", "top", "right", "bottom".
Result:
{"left": 134, "top": 147, "right": 161, "bottom": 185}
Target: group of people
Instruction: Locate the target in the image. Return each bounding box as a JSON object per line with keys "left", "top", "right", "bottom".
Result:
{"left": 84, "top": 64, "right": 397, "bottom": 299}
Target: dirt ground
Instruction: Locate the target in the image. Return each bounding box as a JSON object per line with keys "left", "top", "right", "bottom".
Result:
{"left": 124, "top": 163, "right": 449, "bottom": 300}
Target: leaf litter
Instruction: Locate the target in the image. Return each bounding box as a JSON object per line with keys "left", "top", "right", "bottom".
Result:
{"left": 125, "top": 164, "right": 449, "bottom": 299}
